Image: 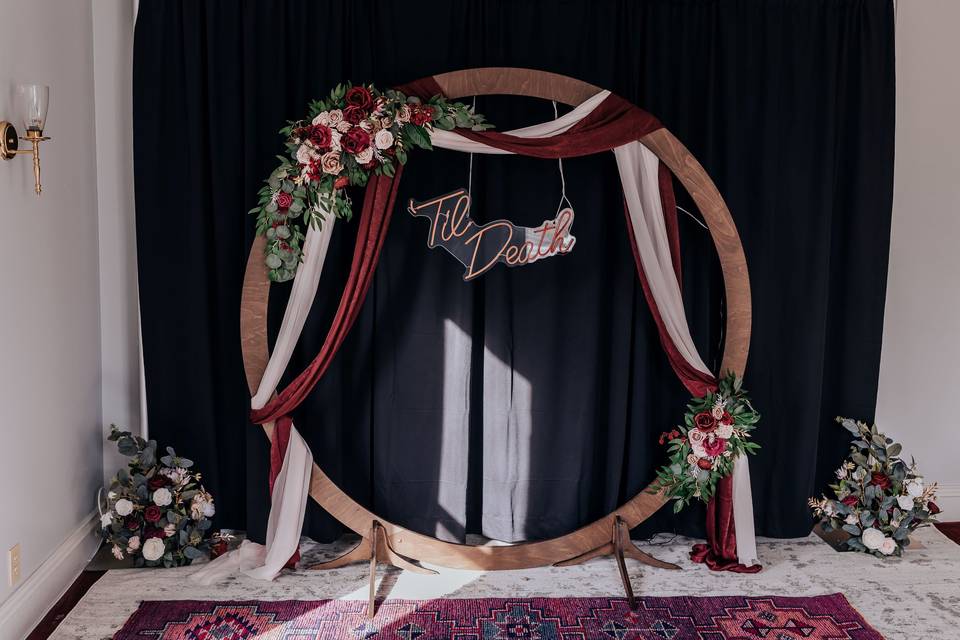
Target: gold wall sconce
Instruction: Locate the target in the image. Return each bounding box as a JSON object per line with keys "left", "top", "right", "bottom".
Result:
{"left": 1, "top": 84, "right": 51, "bottom": 196}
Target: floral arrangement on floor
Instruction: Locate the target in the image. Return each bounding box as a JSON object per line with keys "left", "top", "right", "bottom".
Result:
{"left": 809, "top": 417, "right": 940, "bottom": 557}
{"left": 251, "top": 82, "right": 493, "bottom": 282}
{"left": 652, "top": 373, "right": 761, "bottom": 512}
{"left": 99, "top": 426, "right": 216, "bottom": 567}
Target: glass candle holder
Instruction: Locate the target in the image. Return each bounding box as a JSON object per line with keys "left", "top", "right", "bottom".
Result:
{"left": 17, "top": 84, "right": 49, "bottom": 133}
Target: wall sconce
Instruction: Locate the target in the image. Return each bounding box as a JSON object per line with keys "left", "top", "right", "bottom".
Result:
{"left": 1, "top": 84, "right": 51, "bottom": 196}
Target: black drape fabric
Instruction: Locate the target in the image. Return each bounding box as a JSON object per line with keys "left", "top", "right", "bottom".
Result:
{"left": 133, "top": 0, "right": 895, "bottom": 543}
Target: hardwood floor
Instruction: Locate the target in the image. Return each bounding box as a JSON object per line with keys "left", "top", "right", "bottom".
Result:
{"left": 26, "top": 571, "right": 105, "bottom": 640}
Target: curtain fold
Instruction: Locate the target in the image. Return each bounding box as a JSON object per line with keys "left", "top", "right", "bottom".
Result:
{"left": 134, "top": 0, "right": 895, "bottom": 544}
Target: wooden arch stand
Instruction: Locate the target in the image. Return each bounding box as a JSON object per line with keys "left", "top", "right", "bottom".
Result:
{"left": 240, "top": 68, "right": 751, "bottom": 617}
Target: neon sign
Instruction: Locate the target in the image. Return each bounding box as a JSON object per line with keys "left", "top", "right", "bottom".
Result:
{"left": 407, "top": 189, "right": 576, "bottom": 281}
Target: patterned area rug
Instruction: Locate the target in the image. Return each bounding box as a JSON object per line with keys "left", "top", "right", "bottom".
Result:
{"left": 113, "top": 594, "right": 883, "bottom": 639}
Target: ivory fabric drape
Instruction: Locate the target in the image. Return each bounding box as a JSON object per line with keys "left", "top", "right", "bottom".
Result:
{"left": 221, "top": 86, "right": 759, "bottom": 581}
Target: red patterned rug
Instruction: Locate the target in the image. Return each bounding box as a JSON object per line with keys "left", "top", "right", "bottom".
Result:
{"left": 113, "top": 594, "right": 883, "bottom": 639}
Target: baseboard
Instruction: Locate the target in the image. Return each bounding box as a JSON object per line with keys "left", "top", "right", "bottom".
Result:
{"left": 935, "top": 482, "right": 960, "bottom": 522}
{"left": 0, "top": 511, "right": 100, "bottom": 640}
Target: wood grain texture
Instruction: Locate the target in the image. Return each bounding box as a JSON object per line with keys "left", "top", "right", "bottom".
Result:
{"left": 433, "top": 67, "right": 602, "bottom": 107}
{"left": 238, "top": 67, "right": 751, "bottom": 571}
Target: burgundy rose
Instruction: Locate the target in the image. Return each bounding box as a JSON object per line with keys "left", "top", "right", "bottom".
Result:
{"left": 719, "top": 411, "right": 734, "bottom": 426}
{"left": 696, "top": 458, "right": 713, "bottom": 470}
{"left": 870, "top": 472, "right": 892, "bottom": 491}
{"left": 841, "top": 495, "right": 859, "bottom": 507}
{"left": 703, "top": 437, "right": 727, "bottom": 457}
{"left": 343, "top": 105, "right": 367, "bottom": 125}
{"left": 275, "top": 191, "right": 293, "bottom": 209}
{"left": 928, "top": 501, "right": 941, "bottom": 515}
{"left": 410, "top": 106, "right": 433, "bottom": 126}
{"left": 144, "top": 505, "right": 162, "bottom": 523}
{"left": 344, "top": 86, "right": 374, "bottom": 111}
{"left": 341, "top": 127, "right": 371, "bottom": 154}
{"left": 308, "top": 124, "right": 332, "bottom": 151}
{"left": 148, "top": 475, "right": 170, "bottom": 490}
{"left": 143, "top": 527, "right": 165, "bottom": 539}
{"left": 693, "top": 411, "right": 717, "bottom": 433}
{"left": 125, "top": 516, "right": 141, "bottom": 531}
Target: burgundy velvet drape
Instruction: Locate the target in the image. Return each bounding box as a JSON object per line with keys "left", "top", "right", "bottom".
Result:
{"left": 251, "top": 77, "right": 756, "bottom": 571}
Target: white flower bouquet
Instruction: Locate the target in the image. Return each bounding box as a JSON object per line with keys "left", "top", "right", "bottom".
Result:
{"left": 809, "top": 417, "right": 940, "bottom": 557}
{"left": 99, "top": 426, "right": 215, "bottom": 567}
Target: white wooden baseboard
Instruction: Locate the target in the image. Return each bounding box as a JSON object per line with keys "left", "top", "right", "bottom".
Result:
{"left": 0, "top": 511, "right": 100, "bottom": 640}
{"left": 935, "top": 482, "right": 960, "bottom": 522}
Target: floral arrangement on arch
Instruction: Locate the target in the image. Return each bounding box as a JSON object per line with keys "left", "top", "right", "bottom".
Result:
{"left": 251, "top": 82, "right": 492, "bottom": 282}
{"left": 99, "top": 426, "right": 216, "bottom": 567}
{"left": 652, "top": 373, "right": 761, "bottom": 512}
{"left": 809, "top": 417, "right": 939, "bottom": 557}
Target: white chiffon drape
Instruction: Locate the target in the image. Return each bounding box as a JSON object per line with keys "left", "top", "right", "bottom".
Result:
{"left": 198, "top": 92, "right": 758, "bottom": 582}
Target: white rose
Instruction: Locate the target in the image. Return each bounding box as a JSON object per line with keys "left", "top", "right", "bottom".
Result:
{"left": 686, "top": 453, "right": 698, "bottom": 465}
{"left": 845, "top": 514, "right": 858, "bottom": 525}
{"left": 716, "top": 423, "right": 734, "bottom": 440}
{"left": 879, "top": 537, "right": 897, "bottom": 556}
{"left": 312, "top": 111, "right": 331, "bottom": 126}
{"left": 374, "top": 129, "right": 394, "bottom": 150}
{"left": 712, "top": 405, "right": 724, "bottom": 419}
{"left": 328, "top": 109, "right": 343, "bottom": 125}
{"left": 141, "top": 537, "right": 165, "bottom": 562}
{"left": 296, "top": 144, "right": 313, "bottom": 164}
{"left": 114, "top": 498, "right": 134, "bottom": 516}
{"left": 153, "top": 487, "right": 172, "bottom": 507}
{"left": 100, "top": 512, "right": 113, "bottom": 529}
{"left": 320, "top": 151, "right": 343, "bottom": 175}
{"left": 861, "top": 527, "right": 885, "bottom": 550}
{"left": 126, "top": 535, "right": 141, "bottom": 552}
{"left": 359, "top": 119, "right": 377, "bottom": 133}
{"left": 330, "top": 130, "right": 342, "bottom": 151}
{"left": 906, "top": 480, "right": 924, "bottom": 498}
{"left": 355, "top": 147, "right": 374, "bottom": 164}
{"left": 336, "top": 120, "right": 352, "bottom": 133}
{"left": 897, "top": 495, "right": 915, "bottom": 511}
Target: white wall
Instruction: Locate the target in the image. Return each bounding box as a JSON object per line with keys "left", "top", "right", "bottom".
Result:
{"left": 93, "top": 0, "right": 142, "bottom": 486}
{"left": 876, "top": 0, "right": 960, "bottom": 520}
{"left": 0, "top": 0, "right": 102, "bottom": 615}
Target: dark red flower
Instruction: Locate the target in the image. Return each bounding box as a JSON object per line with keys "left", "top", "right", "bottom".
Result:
{"left": 841, "top": 495, "right": 859, "bottom": 507}
{"left": 696, "top": 458, "right": 713, "bottom": 470}
{"left": 703, "top": 437, "right": 727, "bottom": 457}
{"left": 143, "top": 527, "right": 165, "bottom": 539}
{"left": 125, "top": 517, "right": 141, "bottom": 531}
{"left": 275, "top": 191, "right": 293, "bottom": 209}
{"left": 308, "top": 124, "right": 332, "bottom": 151}
{"left": 343, "top": 105, "right": 366, "bottom": 125}
{"left": 410, "top": 106, "right": 433, "bottom": 126}
{"left": 928, "top": 501, "right": 941, "bottom": 515}
{"left": 144, "top": 505, "right": 162, "bottom": 523}
{"left": 344, "top": 86, "right": 374, "bottom": 111}
{"left": 870, "top": 472, "right": 892, "bottom": 491}
{"left": 148, "top": 475, "right": 170, "bottom": 490}
{"left": 693, "top": 411, "right": 717, "bottom": 433}
{"left": 341, "top": 127, "right": 370, "bottom": 154}
{"left": 719, "top": 411, "right": 734, "bottom": 426}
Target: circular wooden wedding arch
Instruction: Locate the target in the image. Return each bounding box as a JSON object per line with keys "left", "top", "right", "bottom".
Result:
{"left": 240, "top": 68, "right": 751, "bottom": 572}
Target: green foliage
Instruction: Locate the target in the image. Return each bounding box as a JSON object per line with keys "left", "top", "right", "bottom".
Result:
{"left": 808, "top": 417, "right": 939, "bottom": 558}
{"left": 649, "top": 373, "right": 760, "bottom": 511}
{"left": 250, "top": 82, "right": 493, "bottom": 282}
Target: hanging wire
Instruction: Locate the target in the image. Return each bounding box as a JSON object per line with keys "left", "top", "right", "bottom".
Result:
{"left": 677, "top": 204, "right": 709, "bottom": 230}
{"left": 467, "top": 95, "right": 477, "bottom": 196}
{"left": 552, "top": 100, "right": 574, "bottom": 215}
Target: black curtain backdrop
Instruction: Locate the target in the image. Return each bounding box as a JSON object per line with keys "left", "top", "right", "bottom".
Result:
{"left": 133, "top": 0, "right": 895, "bottom": 544}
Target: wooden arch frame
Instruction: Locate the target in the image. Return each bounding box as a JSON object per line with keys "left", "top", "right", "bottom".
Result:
{"left": 240, "top": 68, "right": 751, "bottom": 586}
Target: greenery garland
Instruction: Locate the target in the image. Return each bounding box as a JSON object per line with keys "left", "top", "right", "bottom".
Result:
{"left": 249, "top": 83, "right": 492, "bottom": 282}
{"left": 651, "top": 372, "right": 761, "bottom": 512}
